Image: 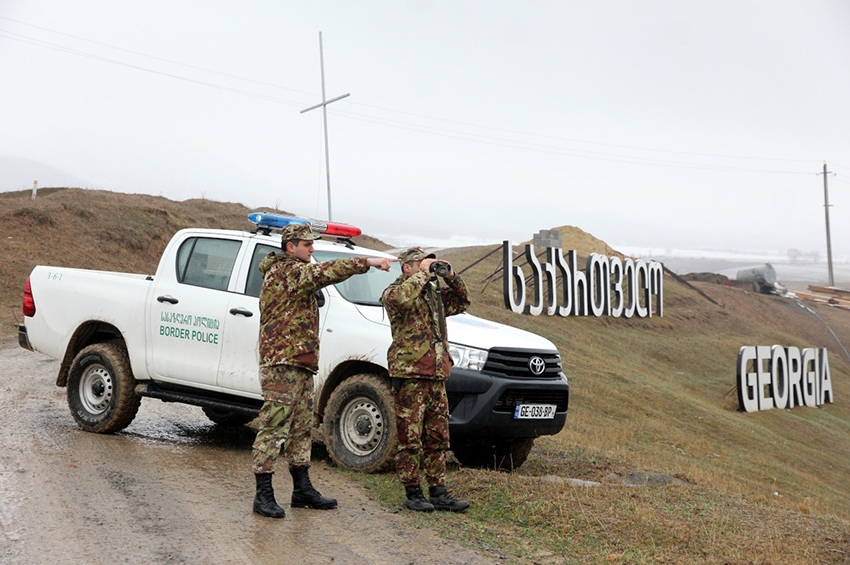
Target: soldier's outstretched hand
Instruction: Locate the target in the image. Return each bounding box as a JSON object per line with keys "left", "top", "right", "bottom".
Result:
{"left": 366, "top": 257, "right": 396, "bottom": 272}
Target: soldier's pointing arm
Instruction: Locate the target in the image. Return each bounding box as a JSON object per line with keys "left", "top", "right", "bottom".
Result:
{"left": 301, "top": 257, "right": 370, "bottom": 291}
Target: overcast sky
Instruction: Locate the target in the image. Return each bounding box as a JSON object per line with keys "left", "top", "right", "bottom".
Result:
{"left": 1, "top": 1, "right": 849, "bottom": 258}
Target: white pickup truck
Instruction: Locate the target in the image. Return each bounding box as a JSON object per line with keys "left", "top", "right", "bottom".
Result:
{"left": 18, "top": 214, "right": 569, "bottom": 471}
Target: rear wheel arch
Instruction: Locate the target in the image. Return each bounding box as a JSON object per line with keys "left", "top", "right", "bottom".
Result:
{"left": 58, "top": 321, "right": 125, "bottom": 387}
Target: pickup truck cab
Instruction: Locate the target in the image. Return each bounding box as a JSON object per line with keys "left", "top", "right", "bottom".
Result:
{"left": 19, "top": 214, "right": 569, "bottom": 471}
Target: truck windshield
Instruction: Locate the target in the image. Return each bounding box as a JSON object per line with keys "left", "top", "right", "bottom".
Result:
{"left": 313, "top": 250, "right": 401, "bottom": 306}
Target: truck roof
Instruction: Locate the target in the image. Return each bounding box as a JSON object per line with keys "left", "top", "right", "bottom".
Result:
{"left": 173, "top": 227, "right": 399, "bottom": 260}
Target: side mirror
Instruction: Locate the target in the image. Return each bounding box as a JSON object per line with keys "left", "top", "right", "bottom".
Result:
{"left": 316, "top": 290, "right": 325, "bottom": 307}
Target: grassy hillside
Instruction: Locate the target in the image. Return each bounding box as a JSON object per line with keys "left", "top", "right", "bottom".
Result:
{"left": 3, "top": 188, "right": 848, "bottom": 563}
{"left": 447, "top": 243, "right": 850, "bottom": 503}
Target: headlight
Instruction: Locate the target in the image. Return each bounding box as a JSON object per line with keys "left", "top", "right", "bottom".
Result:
{"left": 448, "top": 343, "right": 488, "bottom": 371}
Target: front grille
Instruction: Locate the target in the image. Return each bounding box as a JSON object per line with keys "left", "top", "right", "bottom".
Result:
{"left": 494, "top": 389, "right": 569, "bottom": 413}
{"left": 483, "top": 348, "right": 562, "bottom": 378}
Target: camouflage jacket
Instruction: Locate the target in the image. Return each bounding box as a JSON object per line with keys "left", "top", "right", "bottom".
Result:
{"left": 380, "top": 271, "right": 470, "bottom": 380}
{"left": 259, "top": 253, "right": 369, "bottom": 372}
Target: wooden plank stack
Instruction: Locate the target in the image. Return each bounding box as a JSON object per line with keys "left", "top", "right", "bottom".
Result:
{"left": 794, "top": 285, "right": 850, "bottom": 311}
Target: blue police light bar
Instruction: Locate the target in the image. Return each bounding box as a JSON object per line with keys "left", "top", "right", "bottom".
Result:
{"left": 247, "top": 212, "right": 309, "bottom": 230}
{"left": 247, "top": 212, "right": 362, "bottom": 238}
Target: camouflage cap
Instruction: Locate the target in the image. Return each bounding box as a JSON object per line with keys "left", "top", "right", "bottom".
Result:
{"left": 398, "top": 246, "right": 435, "bottom": 265}
{"left": 280, "top": 223, "right": 320, "bottom": 241}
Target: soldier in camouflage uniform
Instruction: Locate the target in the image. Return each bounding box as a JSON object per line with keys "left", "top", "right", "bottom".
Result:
{"left": 252, "top": 222, "right": 393, "bottom": 518}
{"left": 380, "top": 246, "right": 471, "bottom": 512}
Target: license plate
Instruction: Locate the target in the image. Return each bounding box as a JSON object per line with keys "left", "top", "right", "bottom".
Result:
{"left": 513, "top": 404, "right": 557, "bottom": 419}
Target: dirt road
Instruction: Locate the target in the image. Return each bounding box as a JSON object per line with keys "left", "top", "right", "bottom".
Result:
{"left": 0, "top": 341, "right": 495, "bottom": 565}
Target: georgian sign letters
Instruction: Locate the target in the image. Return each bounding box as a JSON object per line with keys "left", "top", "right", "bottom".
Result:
{"left": 502, "top": 241, "right": 664, "bottom": 317}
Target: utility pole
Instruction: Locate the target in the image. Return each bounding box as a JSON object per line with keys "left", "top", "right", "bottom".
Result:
{"left": 819, "top": 163, "right": 835, "bottom": 287}
{"left": 300, "top": 32, "right": 350, "bottom": 221}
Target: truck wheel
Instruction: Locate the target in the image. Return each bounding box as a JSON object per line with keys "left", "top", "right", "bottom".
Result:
{"left": 324, "top": 374, "right": 397, "bottom": 473}
{"left": 67, "top": 342, "right": 141, "bottom": 433}
{"left": 202, "top": 407, "right": 255, "bottom": 427}
{"left": 453, "top": 438, "right": 535, "bottom": 471}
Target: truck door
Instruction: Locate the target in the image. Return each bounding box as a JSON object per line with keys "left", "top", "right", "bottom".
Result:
{"left": 148, "top": 235, "right": 243, "bottom": 387}
{"left": 215, "top": 241, "right": 275, "bottom": 396}
{"left": 216, "top": 242, "right": 333, "bottom": 395}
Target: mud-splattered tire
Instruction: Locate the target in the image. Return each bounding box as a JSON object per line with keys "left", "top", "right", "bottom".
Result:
{"left": 67, "top": 342, "right": 141, "bottom": 433}
{"left": 324, "top": 374, "right": 397, "bottom": 473}
{"left": 453, "top": 438, "right": 535, "bottom": 471}
{"left": 202, "top": 407, "right": 255, "bottom": 427}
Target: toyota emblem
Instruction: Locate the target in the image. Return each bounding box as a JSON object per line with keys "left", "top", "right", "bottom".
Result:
{"left": 528, "top": 356, "right": 546, "bottom": 375}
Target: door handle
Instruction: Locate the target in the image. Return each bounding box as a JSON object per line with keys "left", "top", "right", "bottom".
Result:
{"left": 229, "top": 307, "right": 254, "bottom": 317}
{"left": 157, "top": 295, "right": 179, "bottom": 304}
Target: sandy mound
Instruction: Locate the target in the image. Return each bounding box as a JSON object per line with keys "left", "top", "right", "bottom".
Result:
{"left": 522, "top": 225, "right": 620, "bottom": 257}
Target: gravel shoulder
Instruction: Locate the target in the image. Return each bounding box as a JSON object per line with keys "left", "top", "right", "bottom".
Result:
{"left": 0, "top": 340, "right": 494, "bottom": 565}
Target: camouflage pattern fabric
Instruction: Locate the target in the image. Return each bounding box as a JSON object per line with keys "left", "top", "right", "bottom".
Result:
{"left": 394, "top": 378, "right": 450, "bottom": 487}
{"left": 382, "top": 268, "right": 468, "bottom": 488}
{"left": 396, "top": 246, "right": 435, "bottom": 264}
{"left": 251, "top": 365, "right": 314, "bottom": 473}
{"left": 380, "top": 271, "right": 469, "bottom": 379}
{"left": 280, "top": 223, "right": 320, "bottom": 241}
{"left": 258, "top": 253, "right": 369, "bottom": 372}
{"left": 253, "top": 252, "right": 368, "bottom": 475}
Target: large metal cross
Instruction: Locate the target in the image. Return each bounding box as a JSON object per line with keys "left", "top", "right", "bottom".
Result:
{"left": 300, "top": 31, "right": 350, "bottom": 221}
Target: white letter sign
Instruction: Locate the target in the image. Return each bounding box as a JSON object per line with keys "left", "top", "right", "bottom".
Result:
{"left": 737, "top": 345, "right": 834, "bottom": 412}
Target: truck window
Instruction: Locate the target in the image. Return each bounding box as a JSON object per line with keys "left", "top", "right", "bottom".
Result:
{"left": 312, "top": 250, "right": 401, "bottom": 305}
{"left": 176, "top": 237, "right": 242, "bottom": 291}
{"left": 244, "top": 244, "right": 279, "bottom": 298}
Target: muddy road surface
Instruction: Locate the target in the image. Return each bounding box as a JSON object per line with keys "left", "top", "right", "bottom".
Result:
{"left": 0, "top": 342, "right": 496, "bottom": 565}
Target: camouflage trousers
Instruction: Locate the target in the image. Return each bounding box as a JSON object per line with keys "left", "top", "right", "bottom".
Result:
{"left": 251, "top": 364, "right": 314, "bottom": 474}
{"left": 393, "top": 377, "right": 450, "bottom": 488}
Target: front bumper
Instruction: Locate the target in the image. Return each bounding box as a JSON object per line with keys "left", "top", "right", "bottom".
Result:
{"left": 446, "top": 366, "right": 569, "bottom": 441}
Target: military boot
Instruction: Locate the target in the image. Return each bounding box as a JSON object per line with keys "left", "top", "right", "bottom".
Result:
{"left": 289, "top": 465, "right": 338, "bottom": 509}
{"left": 403, "top": 485, "right": 435, "bottom": 512}
{"left": 253, "top": 473, "right": 286, "bottom": 518}
{"left": 429, "top": 485, "right": 470, "bottom": 512}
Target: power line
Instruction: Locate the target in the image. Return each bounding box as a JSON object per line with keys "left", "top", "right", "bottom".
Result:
{"left": 344, "top": 100, "right": 821, "bottom": 164}
{"left": 0, "top": 17, "right": 836, "bottom": 176}
{"left": 332, "top": 110, "right": 815, "bottom": 174}
{"left": 0, "top": 15, "right": 313, "bottom": 96}
{"left": 0, "top": 29, "right": 306, "bottom": 106}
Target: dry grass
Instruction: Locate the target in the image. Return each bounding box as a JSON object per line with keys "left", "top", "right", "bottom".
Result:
{"left": 450, "top": 469, "right": 848, "bottom": 564}
{"left": 4, "top": 188, "right": 850, "bottom": 563}
{"left": 423, "top": 243, "right": 849, "bottom": 562}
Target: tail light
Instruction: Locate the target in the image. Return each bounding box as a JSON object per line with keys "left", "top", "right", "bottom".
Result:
{"left": 23, "top": 277, "right": 36, "bottom": 317}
